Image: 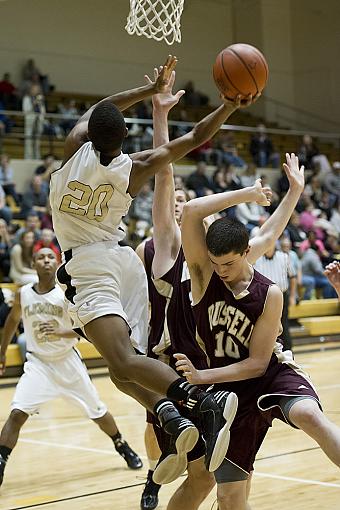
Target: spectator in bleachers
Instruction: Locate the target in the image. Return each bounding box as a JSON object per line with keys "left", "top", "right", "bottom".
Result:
{"left": 33, "top": 228, "right": 60, "bottom": 263}
{"left": 0, "top": 154, "right": 20, "bottom": 205}
{"left": 58, "top": 99, "right": 78, "bottom": 135}
{"left": 277, "top": 167, "right": 290, "bottom": 199}
{"left": 324, "top": 161, "right": 340, "bottom": 199}
{"left": 0, "top": 287, "right": 11, "bottom": 326}
{"left": 223, "top": 164, "right": 242, "bottom": 191}
{"left": 212, "top": 168, "right": 228, "bottom": 193}
{"left": 249, "top": 124, "right": 280, "bottom": 168}
{"left": 34, "top": 154, "right": 56, "bottom": 190}
{"left": 14, "top": 211, "right": 41, "bottom": 244}
{"left": 128, "top": 182, "right": 153, "bottom": 241}
{"left": 0, "top": 100, "right": 12, "bottom": 143}
{"left": 235, "top": 201, "right": 265, "bottom": 233}
{"left": 240, "top": 162, "right": 257, "bottom": 187}
{"left": 40, "top": 200, "right": 53, "bottom": 230}
{"left": 330, "top": 199, "right": 340, "bottom": 235}
{"left": 300, "top": 246, "right": 336, "bottom": 299}
{"left": 299, "top": 230, "right": 329, "bottom": 260}
{"left": 319, "top": 189, "right": 337, "bottom": 219}
{"left": 0, "top": 219, "right": 11, "bottom": 281}
{"left": 280, "top": 236, "right": 309, "bottom": 303}
{"left": 0, "top": 73, "right": 18, "bottom": 110}
{"left": 22, "top": 84, "right": 46, "bottom": 159}
{"left": 0, "top": 184, "right": 12, "bottom": 225}
{"left": 304, "top": 175, "right": 323, "bottom": 204}
{"left": 297, "top": 134, "right": 331, "bottom": 175}
{"left": 299, "top": 195, "right": 318, "bottom": 233}
{"left": 9, "top": 230, "right": 38, "bottom": 286}
{"left": 21, "top": 58, "right": 51, "bottom": 96}
{"left": 286, "top": 210, "right": 306, "bottom": 248}
{"left": 183, "top": 80, "right": 209, "bottom": 106}
{"left": 214, "top": 131, "right": 246, "bottom": 168}
{"left": 20, "top": 175, "right": 48, "bottom": 218}
{"left": 186, "top": 161, "right": 214, "bottom": 197}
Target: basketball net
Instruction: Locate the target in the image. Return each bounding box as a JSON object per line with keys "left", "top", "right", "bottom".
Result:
{"left": 125, "top": 0, "right": 185, "bottom": 46}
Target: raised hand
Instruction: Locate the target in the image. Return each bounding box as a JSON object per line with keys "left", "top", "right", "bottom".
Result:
{"left": 145, "top": 68, "right": 185, "bottom": 112}
{"left": 153, "top": 55, "right": 178, "bottom": 93}
{"left": 324, "top": 261, "right": 340, "bottom": 294}
{"left": 282, "top": 153, "right": 305, "bottom": 190}
{"left": 253, "top": 178, "right": 272, "bottom": 206}
{"left": 222, "top": 92, "right": 261, "bottom": 110}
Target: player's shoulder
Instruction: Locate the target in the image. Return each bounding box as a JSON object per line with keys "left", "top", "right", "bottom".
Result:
{"left": 264, "top": 284, "right": 283, "bottom": 310}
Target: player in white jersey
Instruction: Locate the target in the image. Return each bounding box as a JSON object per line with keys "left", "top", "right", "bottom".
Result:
{"left": 0, "top": 248, "right": 143, "bottom": 487}
{"left": 49, "top": 55, "right": 259, "bottom": 483}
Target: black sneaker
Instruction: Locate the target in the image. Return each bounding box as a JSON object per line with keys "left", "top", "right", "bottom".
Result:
{"left": 0, "top": 454, "right": 6, "bottom": 486}
{"left": 140, "top": 474, "right": 160, "bottom": 510}
{"left": 152, "top": 416, "right": 199, "bottom": 485}
{"left": 115, "top": 440, "right": 143, "bottom": 470}
{"left": 199, "top": 391, "right": 238, "bottom": 472}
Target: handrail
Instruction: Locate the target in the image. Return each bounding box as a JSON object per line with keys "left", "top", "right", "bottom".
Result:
{"left": 1, "top": 109, "right": 340, "bottom": 141}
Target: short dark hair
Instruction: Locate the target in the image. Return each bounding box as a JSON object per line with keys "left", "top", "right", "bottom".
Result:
{"left": 206, "top": 217, "right": 249, "bottom": 256}
{"left": 88, "top": 101, "right": 126, "bottom": 154}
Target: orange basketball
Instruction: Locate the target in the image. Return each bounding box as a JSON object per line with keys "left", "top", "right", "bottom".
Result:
{"left": 213, "top": 43, "right": 269, "bottom": 101}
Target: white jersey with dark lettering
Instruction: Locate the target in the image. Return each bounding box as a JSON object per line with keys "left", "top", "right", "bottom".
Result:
{"left": 20, "top": 284, "right": 77, "bottom": 358}
{"left": 50, "top": 142, "right": 133, "bottom": 251}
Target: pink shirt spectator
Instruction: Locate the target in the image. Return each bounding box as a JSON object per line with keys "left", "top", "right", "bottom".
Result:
{"left": 299, "top": 238, "right": 325, "bottom": 254}
{"left": 299, "top": 210, "right": 315, "bottom": 232}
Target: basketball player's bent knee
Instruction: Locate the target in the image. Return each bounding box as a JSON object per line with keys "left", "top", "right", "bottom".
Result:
{"left": 9, "top": 409, "right": 28, "bottom": 427}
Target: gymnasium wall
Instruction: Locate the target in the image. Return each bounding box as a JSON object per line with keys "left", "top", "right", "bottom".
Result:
{"left": 0, "top": 0, "right": 338, "bottom": 131}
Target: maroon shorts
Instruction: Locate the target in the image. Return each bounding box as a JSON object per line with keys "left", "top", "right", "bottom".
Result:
{"left": 214, "top": 359, "right": 321, "bottom": 474}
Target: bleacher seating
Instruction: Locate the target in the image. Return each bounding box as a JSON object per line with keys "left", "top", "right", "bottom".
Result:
{"left": 2, "top": 90, "right": 339, "bottom": 162}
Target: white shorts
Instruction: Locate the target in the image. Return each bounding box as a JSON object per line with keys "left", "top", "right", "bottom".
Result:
{"left": 58, "top": 242, "right": 148, "bottom": 354}
{"left": 11, "top": 350, "right": 107, "bottom": 419}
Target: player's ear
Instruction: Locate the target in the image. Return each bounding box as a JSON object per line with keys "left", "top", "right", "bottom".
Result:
{"left": 244, "top": 245, "right": 251, "bottom": 256}
{"left": 124, "top": 127, "right": 128, "bottom": 138}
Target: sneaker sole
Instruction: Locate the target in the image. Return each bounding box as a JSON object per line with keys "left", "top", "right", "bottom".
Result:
{"left": 208, "top": 392, "right": 238, "bottom": 472}
{"left": 152, "top": 426, "right": 199, "bottom": 484}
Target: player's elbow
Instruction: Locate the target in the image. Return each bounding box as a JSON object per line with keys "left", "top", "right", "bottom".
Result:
{"left": 251, "top": 359, "right": 269, "bottom": 377}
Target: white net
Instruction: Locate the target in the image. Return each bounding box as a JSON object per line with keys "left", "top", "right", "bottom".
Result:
{"left": 125, "top": 0, "right": 185, "bottom": 46}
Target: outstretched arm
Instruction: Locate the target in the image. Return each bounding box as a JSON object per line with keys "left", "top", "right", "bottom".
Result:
{"left": 248, "top": 153, "right": 305, "bottom": 264}
{"left": 63, "top": 55, "right": 178, "bottom": 163}
{"left": 181, "top": 180, "right": 271, "bottom": 303}
{"left": 128, "top": 93, "right": 260, "bottom": 196}
{"left": 0, "top": 290, "right": 22, "bottom": 375}
{"left": 147, "top": 70, "right": 185, "bottom": 279}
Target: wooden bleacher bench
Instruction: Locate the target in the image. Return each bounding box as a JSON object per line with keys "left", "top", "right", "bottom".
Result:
{"left": 298, "top": 316, "right": 340, "bottom": 336}
{"left": 289, "top": 298, "right": 340, "bottom": 340}
{"left": 289, "top": 298, "right": 339, "bottom": 319}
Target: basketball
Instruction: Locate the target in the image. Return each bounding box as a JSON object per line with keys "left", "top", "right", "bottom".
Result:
{"left": 213, "top": 43, "right": 269, "bottom": 101}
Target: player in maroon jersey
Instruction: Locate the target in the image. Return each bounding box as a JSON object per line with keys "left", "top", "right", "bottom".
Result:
{"left": 177, "top": 154, "right": 340, "bottom": 509}
{"left": 136, "top": 71, "right": 215, "bottom": 510}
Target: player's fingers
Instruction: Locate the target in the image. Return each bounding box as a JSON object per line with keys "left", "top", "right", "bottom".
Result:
{"left": 144, "top": 74, "right": 152, "bottom": 84}
{"left": 175, "top": 90, "right": 185, "bottom": 101}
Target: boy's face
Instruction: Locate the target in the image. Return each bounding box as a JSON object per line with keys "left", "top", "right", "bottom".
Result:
{"left": 208, "top": 249, "right": 249, "bottom": 284}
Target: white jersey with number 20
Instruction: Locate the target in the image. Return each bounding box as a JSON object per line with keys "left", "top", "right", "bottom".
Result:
{"left": 50, "top": 142, "right": 133, "bottom": 251}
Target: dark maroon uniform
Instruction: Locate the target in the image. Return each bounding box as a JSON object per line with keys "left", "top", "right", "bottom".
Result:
{"left": 144, "top": 239, "right": 207, "bottom": 370}
{"left": 144, "top": 239, "right": 207, "bottom": 461}
{"left": 193, "top": 269, "right": 320, "bottom": 474}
